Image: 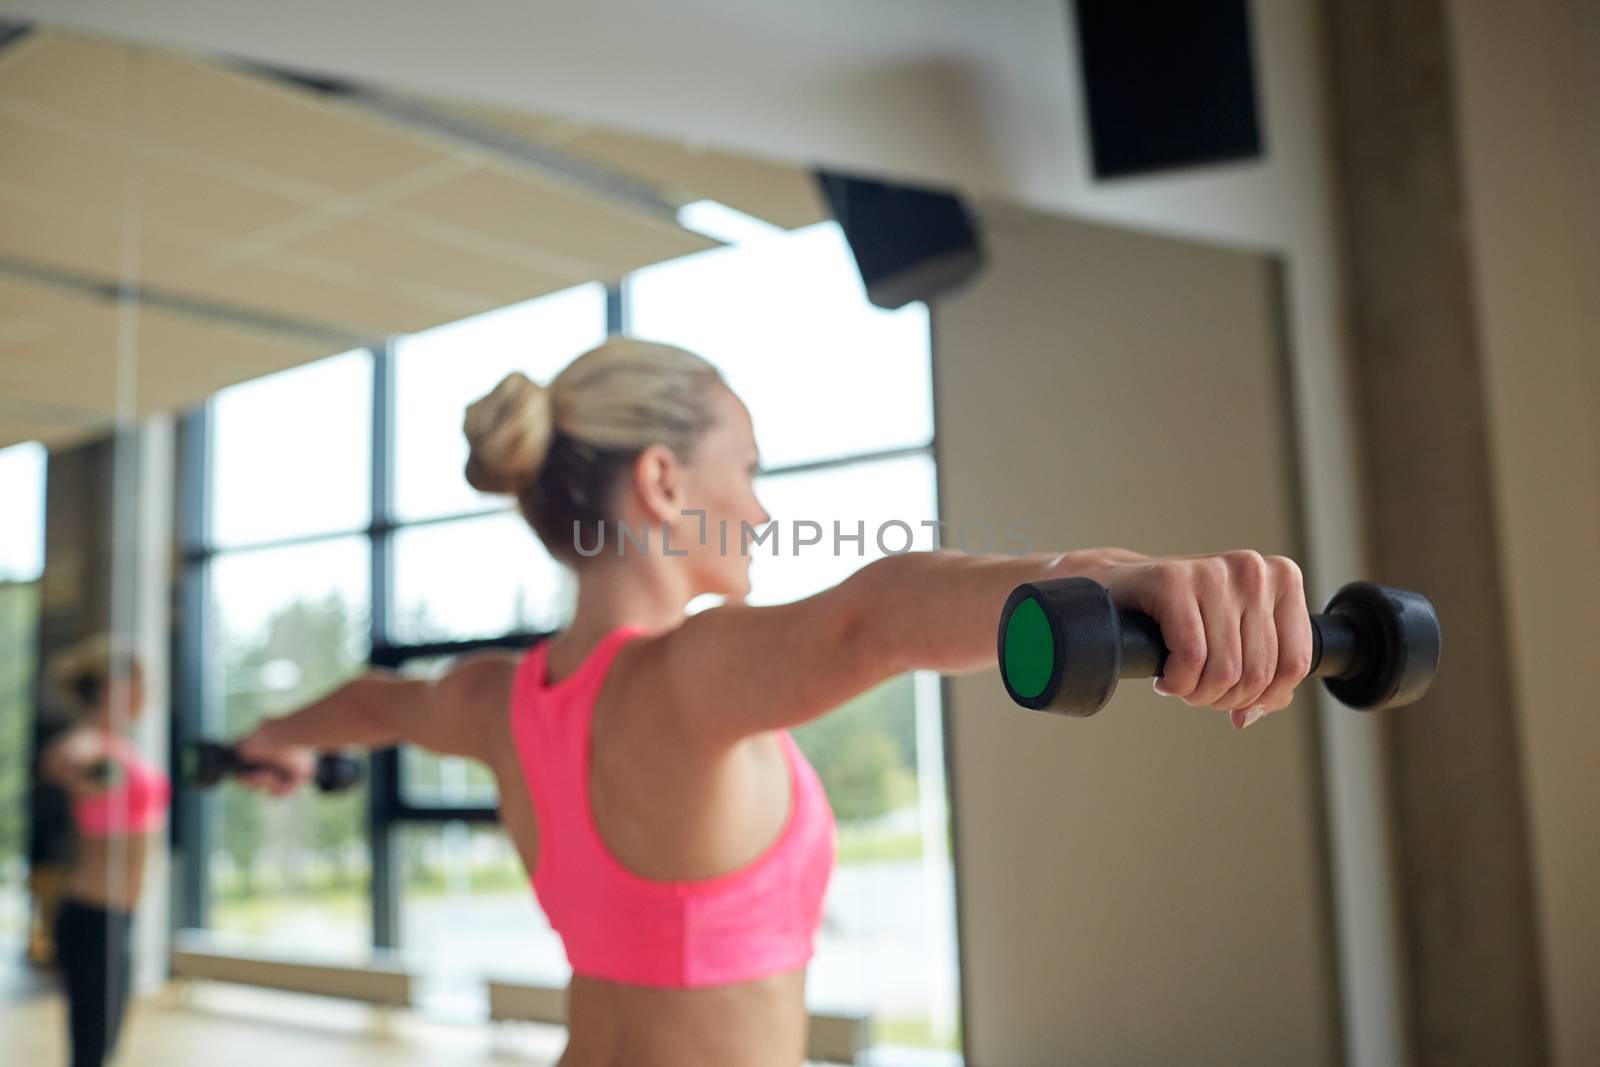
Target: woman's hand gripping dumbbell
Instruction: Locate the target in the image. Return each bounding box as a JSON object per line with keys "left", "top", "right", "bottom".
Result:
{"left": 188, "top": 740, "right": 362, "bottom": 795}
{"left": 998, "top": 552, "right": 1440, "bottom": 721}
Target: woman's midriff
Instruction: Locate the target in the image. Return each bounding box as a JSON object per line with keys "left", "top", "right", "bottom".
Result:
{"left": 62, "top": 832, "right": 150, "bottom": 912}
{"left": 491, "top": 742, "right": 813, "bottom": 1067}
{"left": 558, "top": 967, "right": 809, "bottom": 1067}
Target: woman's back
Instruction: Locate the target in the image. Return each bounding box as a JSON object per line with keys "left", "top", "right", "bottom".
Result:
{"left": 471, "top": 627, "right": 834, "bottom": 1067}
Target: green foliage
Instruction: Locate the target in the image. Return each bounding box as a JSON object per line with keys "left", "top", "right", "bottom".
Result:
{"left": 398, "top": 826, "right": 525, "bottom": 895}
{"left": 873, "top": 1014, "right": 961, "bottom": 1051}
{"left": 212, "top": 592, "right": 368, "bottom": 900}
{"left": 791, "top": 673, "right": 920, "bottom": 824}
{"left": 836, "top": 826, "right": 923, "bottom": 865}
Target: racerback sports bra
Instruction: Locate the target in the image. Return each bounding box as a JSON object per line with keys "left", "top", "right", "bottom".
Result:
{"left": 509, "top": 626, "right": 837, "bottom": 988}
{"left": 73, "top": 731, "right": 171, "bottom": 838}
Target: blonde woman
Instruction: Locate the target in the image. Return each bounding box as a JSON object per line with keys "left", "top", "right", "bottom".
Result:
{"left": 236, "top": 337, "right": 1313, "bottom": 1067}
{"left": 39, "top": 636, "right": 169, "bottom": 1067}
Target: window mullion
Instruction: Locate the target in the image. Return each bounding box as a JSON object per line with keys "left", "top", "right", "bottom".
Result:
{"left": 369, "top": 341, "right": 400, "bottom": 950}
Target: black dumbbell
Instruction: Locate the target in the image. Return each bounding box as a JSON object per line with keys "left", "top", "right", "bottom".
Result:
{"left": 188, "top": 741, "right": 363, "bottom": 793}
{"left": 998, "top": 578, "right": 1441, "bottom": 717}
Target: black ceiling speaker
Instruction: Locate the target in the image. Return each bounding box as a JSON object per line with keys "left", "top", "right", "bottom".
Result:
{"left": 815, "top": 169, "right": 985, "bottom": 311}
{"left": 1074, "top": 0, "right": 1263, "bottom": 179}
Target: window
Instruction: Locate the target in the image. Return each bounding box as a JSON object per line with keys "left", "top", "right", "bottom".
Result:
{"left": 188, "top": 353, "right": 377, "bottom": 958}
{"left": 630, "top": 223, "right": 933, "bottom": 469}
{"left": 392, "top": 285, "right": 606, "bottom": 523}
{"left": 209, "top": 352, "right": 372, "bottom": 548}
{"left": 747, "top": 453, "right": 942, "bottom": 604}
{"left": 0, "top": 443, "right": 46, "bottom": 583}
{"left": 390, "top": 512, "right": 570, "bottom": 644}
{"left": 203, "top": 511, "right": 372, "bottom": 957}
{"left": 398, "top": 822, "right": 567, "bottom": 1015}
{"left": 0, "top": 443, "right": 45, "bottom": 948}
{"left": 395, "top": 657, "right": 498, "bottom": 810}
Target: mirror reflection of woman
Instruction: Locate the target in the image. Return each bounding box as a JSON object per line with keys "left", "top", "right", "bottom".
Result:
{"left": 39, "top": 637, "right": 170, "bottom": 1067}
{"left": 235, "top": 338, "right": 1314, "bottom": 1067}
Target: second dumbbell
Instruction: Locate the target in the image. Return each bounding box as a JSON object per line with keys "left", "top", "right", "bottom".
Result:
{"left": 188, "top": 741, "right": 362, "bottom": 793}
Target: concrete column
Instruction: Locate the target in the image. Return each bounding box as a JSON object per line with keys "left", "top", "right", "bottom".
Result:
{"left": 35, "top": 418, "right": 176, "bottom": 994}
{"left": 1324, "top": 4, "right": 1549, "bottom": 1064}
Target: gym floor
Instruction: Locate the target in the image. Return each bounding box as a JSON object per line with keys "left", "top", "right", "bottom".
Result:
{"left": 0, "top": 972, "right": 859, "bottom": 1066}
{"left": 1, "top": 980, "right": 572, "bottom": 1066}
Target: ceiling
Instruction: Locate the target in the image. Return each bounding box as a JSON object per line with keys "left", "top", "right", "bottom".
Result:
{"left": 0, "top": 28, "right": 829, "bottom": 451}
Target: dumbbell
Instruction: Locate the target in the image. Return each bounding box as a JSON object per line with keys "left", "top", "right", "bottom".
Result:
{"left": 188, "top": 741, "right": 363, "bottom": 793}
{"left": 998, "top": 578, "right": 1440, "bottom": 717}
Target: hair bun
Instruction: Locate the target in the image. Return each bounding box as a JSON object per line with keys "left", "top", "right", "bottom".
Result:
{"left": 463, "top": 372, "right": 555, "bottom": 494}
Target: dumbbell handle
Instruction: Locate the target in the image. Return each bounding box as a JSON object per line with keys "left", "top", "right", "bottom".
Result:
{"left": 1118, "top": 611, "right": 1364, "bottom": 682}
{"left": 231, "top": 754, "right": 295, "bottom": 781}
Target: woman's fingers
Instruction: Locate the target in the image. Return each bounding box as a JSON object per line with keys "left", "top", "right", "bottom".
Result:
{"left": 1252, "top": 560, "right": 1315, "bottom": 714}
{"left": 1123, "top": 551, "right": 1312, "bottom": 725}
{"left": 1212, "top": 606, "right": 1275, "bottom": 713}
{"left": 234, "top": 754, "right": 308, "bottom": 797}
{"left": 1146, "top": 566, "right": 1207, "bottom": 698}
{"left": 1186, "top": 588, "right": 1245, "bottom": 707}
{"left": 234, "top": 722, "right": 316, "bottom": 795}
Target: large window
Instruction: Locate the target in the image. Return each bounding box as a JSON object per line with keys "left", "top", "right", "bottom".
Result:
{"left": 203, "top": 538, "right": 372, "bottom": 956}
{"left": 190, "top": 355, "right": 377, "bottom": 957}
{"left": 629, "top": 222, "right": 934, "bottom": 468}
{"left": 183, "top": 219, "right": 958, "bottom": 1056}
{"left": 391, "top": 283, "right": 606, "bottom": 523}
{"left": 209, "top": 354, "right": 373, "bottom": 548}
{"left": 390, "top": 512, "right": 569, "bottom": 644}
{"left": 0, "top": 442, "right": 46, "bottom": 948}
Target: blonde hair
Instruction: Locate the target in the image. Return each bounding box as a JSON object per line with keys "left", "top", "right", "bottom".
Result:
{"left": 463, "top": 337, "right": 726, "bottom": 563}
{"left": 47, "top": 633, "right": 142, "bottom": 717}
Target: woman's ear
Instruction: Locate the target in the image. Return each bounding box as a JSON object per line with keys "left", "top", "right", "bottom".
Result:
{"left": 632, "top": 443, "right": 685, "bottom": 524}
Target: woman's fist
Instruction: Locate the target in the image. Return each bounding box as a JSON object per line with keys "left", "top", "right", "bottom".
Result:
{"left": 1095, "top": 550, "right": 1314, "bottom": 728}
{"left": 233, "top": 720, "right": 316, "bottom": 796}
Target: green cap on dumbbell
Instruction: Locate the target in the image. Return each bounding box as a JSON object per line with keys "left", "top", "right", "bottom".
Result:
{"left": 997, "top": 579, "right": 1126, "bottom": 716}
{"left": 1001, "top": 594, "right": 1056, "bottom": 700}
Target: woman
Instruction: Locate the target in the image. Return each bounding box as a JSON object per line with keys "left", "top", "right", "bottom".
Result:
{"left": 39, "top": 636, "right": 170, "bottom": 1067}
{"left": 236, "top": 337, "right": 1313, "bottom": 1066}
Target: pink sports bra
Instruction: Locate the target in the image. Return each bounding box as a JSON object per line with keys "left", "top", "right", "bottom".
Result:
{"left": 509, "top": 626, "right": 837, "bottom": 989}
{"left": 74, "top": 732, "right": 172, "bottom": 838}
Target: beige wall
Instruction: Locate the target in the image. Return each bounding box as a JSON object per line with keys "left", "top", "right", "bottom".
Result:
{"left": 934, "top": 200, "right": 1337, "bottom": 1066}
{"left": 1447, "top": 1, "right": 1600, "bottom": 1061}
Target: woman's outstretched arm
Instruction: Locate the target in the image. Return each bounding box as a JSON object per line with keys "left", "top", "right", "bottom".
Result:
{"left": 231, "top": 654, "right": 515, "bottom": 794}
{"left": 653, "top": 546, "right": 1313, "bottom": 746}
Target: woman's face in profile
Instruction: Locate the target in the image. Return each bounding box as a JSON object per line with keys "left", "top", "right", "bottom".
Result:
{"left": 677, "top": 385, "right": 771, "bottom": 599}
